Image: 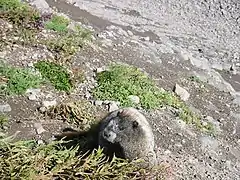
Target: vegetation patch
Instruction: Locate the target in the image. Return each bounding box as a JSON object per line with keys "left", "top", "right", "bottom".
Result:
{"left": 45, "top": 25, "right": 92, "bottom": 61}
{"left": 0, "top": 114, "right": 8, "bottom": 129}
{"left": 45, "top": 15, "right": 69, "bottom": 32}
{"left": 0, "top": 0, "right": 40, "bottom": 27}
{"left": 0, "top": 0, "right": 91, "bottom": 60}
{"left": 0, "top": 136, "right": 167, "bottom": 179}
{"left": 93, "top": 64, "right": 212, "bottom": 132}
{"left": 34, "top": 61, "right": 73, "bottom": 92}
{"left": 0, "top": 61, "right": 42, "bottom": 95}
{"left": 47, "top": 100, "right": 98, "bottom": 131}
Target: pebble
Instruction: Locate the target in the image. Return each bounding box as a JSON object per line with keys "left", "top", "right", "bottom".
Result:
{"left": 0, "top": 104, "right": 11, "bottom": 113}
{"left": 128, "top": 95, "right": 140, "bottom": 104}
{"left": 34, "top": 123, "right": 46, "bottom": 134}
{"left": 37, "top": 139, "right": 44, "bottom": 144}
{"left": 173, "top": 84, "right": 190, "bottom": 101}
{"left": 28, "top": 94, "right": 37, "bottom": 101}
{"left": 26, "top": 88, "right": 41, "bottom": 101}
{"left": 96, "top": 67, "right": 106, "bottom": 73}
{"left": 108, "top": 102, "right": 119, "bottom": 112}
{"left": 39, "top": 106, "right": 47, "bottom": 113}
{"left": 127, "top": 30, "right": 134, "bottom": 36}
{"left": 42, "top": 100, "right": 57, "bottom": 108}
{"left": 94, "top": 100, "right": 103, "bottom": 106}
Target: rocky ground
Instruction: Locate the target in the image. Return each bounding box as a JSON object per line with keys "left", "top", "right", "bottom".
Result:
{"left": 1, "top": 0, "right": 240, "bottom": 179}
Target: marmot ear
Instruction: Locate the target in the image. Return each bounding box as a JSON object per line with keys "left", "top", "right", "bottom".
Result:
{"left": 132, "top": 121, "right": 138, "bottom": 128}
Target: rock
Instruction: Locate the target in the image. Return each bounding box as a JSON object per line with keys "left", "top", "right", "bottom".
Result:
{"left": 39, "top": 106, "right": 47, "bottom": 113}
{"left": 230, "top": 64, "right": 237, "bottom": 75}
{"left": 108, "top": 102, "right": 119, "bottom": 112}
{"left": 144, "top": 36, "right": 150, "bottom": 41}
{"left": 29, "top": 0, "right": 53, "bottom": 14}
{"left": 27, "top": 62, "right": 34, "bottom": 67}
{"left": 34, "top": 123, "right": 46, "bottom": 134}
{"left": 26, "top": 88, "right": 41, "bottom": 101}
{"left": 127, "top": 30, "right": 134, "bottom": 36}
{"left": 96, "top": 67, "right": 106, "bottom": 73}
{"left": 173, "top": 84, "right": 190, "bottom": 101}
{"left": 179, "top": 51, "right": 190, "bottom": 61}
{"left": 37, "top": 139, "right": 44, "bottom": 144}
{"left": 189, "top": 56, "right": 211, "bottom": 70}
{"left": 28, "top": 94, "right": 37, "bottom": 101}
{"left": 232, "top": 93, "right": 240, "bottom": 106}
{"left": 42, "top": 100, "right": 57, "bottom": 108}
{"left": 199, "top": 135, "right": 219, "bottom": 151}
{"left": 128, "top": 95, "right": 140, "bottom": 104}
{"left": 0, "top": 104, "right": 11, "bottom": 113}
{"left": 103, "top": 100, "right": 120, "bottom": 106}
{"left": 84, "top": 92, "right": 91, "bottom": 99}
{"left": 194, "top": 70, "right": 235, "bottom": 93}
{"left": 94, "top": 100, "right": 103, "bottom": 106}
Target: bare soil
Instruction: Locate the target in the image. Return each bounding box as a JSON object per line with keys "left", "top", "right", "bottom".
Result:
{"left": 1, "top": 0, "right": 240, "bottom": 179}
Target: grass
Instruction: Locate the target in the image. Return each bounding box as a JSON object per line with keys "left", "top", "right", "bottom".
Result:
{"left": 34, "top": 61, "right": 73, "bottom": 92}
{"left": 45, "top": 15, "right": 69, "bottom": 32}
{"left": 45, "top": 25, "right": 92, "bottom": 61}
{"left": 0, "top": 61, "right": 42, "bottom": 95}
{"left": 93, "top": 63, "right": 213, "bottom": 132}
{"left": 0, "top": 136, "right": 167, "bottom": 179}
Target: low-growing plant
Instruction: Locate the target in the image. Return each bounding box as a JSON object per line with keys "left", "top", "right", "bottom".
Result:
{"left": 45, "top": 15, "right": 69, "bottom": 32}
{"left": 0, "top": 0, "right": 40, "bottom": 28}
{"left": 0, "top": 114, "right": 8, "bottom": 129}
{"left": 34, "top": 61, "right": 73, "bottom": 92}
{"left": 45, "top": 25, "right": 92, "bottom": 61}
{"left": 0, "top": 136, "right": 167, "bottom": 179}
{"left": 93, "top": 64, "right": 212, "bottom": 132}
{"left": 47, "top": 100, "right": 99, "bottom": 131}
{"left": 0, "top": 61, "right": 42, "bottom": 95}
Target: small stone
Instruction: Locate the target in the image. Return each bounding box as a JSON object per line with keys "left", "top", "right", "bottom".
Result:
{"left": 108, "top": 102, "right": 119, "bottom": 112}
{"left": 39, "top": 106, "right": 47, "bottom": 113}
{"left": 144, "top": 36, "right": 150, "bottom": 41}
{"left": 84, "top": 92, "right": 91, "bottom": 99}
{"left": 233, "top": 96, "right": 240, "bottom": 106}
{"left": 30, "top": 0, "right": 53, "bottom": 14}
{"left": 0, "top": 104, "right": 11, "bottom": 113}
{"left": 230, "top": 64, "right": 237, "bottom": 75}
{"left": 37, "top": 139, "right": 44, "bottom": 144}
{"left": 27, "top": 62, "right": 34, "bottom": 67}
{"left": 127, "top": 30, "right": 134, "bottom": 36}
{"left": 94, "top": 100, "right": 103, "bottom": 106}
{"left": 28, "top": 94, "right": 37, "bottom": 101}
{"left": 34, "top": 123, "right": 46, "bottom": 134}
{"left": 173, "top": 84, "right": 190, "bottom": 101}
{"left": 26, "top": 88, "right": 41, "bottom": 101}
{"left": 96, "top": 67, "right": 107, "bottom": 73}
{"left": 128, "top": 95, "right": 140, "bottom": 104}
{"left": 164, "top": 150, "right": 171, "bottom": 155}
{"left": 42, "top": 100, "right": 57, "bottom": 108}
{"left": 67, "top": 22, "right": 76, "bottom": 31}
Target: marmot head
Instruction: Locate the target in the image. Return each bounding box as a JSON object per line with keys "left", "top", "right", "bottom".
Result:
{"left": 102, "top": 110, "right": 140, "bottom": 143}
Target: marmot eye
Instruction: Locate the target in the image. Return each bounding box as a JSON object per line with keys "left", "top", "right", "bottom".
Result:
{"left": 132, "top": 121, "right": 138, "bottom": 128}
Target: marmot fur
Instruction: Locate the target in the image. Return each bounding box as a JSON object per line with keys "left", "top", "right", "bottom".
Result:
{"left": 98, "top": 107, "right": 157, "bottom": 167}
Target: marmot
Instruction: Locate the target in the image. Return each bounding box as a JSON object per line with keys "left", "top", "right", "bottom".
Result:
{"left": 98, "top": 107, "right": 157, "bottom": 168}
